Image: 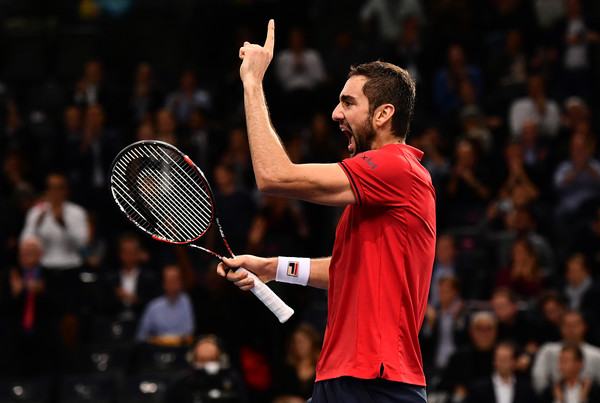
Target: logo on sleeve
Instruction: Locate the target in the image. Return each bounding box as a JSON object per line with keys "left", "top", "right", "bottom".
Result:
{"left": 361, "top": 155, "right": 378, "bottom": 169}
{"left": 287, "top": 262, "right": 299, "bottom": 277}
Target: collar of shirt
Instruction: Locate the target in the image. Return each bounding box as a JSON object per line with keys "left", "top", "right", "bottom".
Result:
{"left": 492, "top": 372, "right": 515, "bottom": 403}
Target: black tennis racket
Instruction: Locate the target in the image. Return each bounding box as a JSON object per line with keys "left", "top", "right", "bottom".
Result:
{"left": 109, "top": 140, "right": 294, "bottom": 323}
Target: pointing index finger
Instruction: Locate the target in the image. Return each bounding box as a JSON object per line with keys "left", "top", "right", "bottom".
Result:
{"left": 264, "top": 19, "right": 275, "bottom": 53}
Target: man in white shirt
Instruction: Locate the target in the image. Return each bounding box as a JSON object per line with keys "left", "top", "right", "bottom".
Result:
{"left": 508, "top": 75, "right": 560, "bottom": 138}
{"left": 532, "top": 311, "right": 600, "bottom": 395}
{"left": 468, "top": 342, "right": 536, "bottom": 403}
{"left": 20, "top": 173, "right": 89, "bottom": 314}
{"left": 20, "top": 173, "right": 89, "bottom": 271}
{"left": 540, "top": 344, "right": 600, "bottom": 403}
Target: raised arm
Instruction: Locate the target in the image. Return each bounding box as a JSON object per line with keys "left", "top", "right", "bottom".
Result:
{"left": 239, "top": 20, "right": 355, "bottom": 206}
{"left": 218, "top": 255, "right": 330, "bottom": 290}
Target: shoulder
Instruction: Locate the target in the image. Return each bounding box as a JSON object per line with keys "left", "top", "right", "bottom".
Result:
{"left": 64, "top": 201, "right": 87, "bottom": 215}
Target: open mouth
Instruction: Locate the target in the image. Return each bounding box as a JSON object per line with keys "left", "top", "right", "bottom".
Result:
{"left": 340, "top": 125, "right": 355, "bottom": 154}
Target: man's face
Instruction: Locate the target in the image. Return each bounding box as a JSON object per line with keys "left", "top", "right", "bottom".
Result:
{"left": 332, "top": 76, "right": 376, "bottom": 157}
{"left": 559, "top": 349, "right": 582, "bottom": 379}
{"left": 494, "top": 345, "right": 515, "bottom": 376}
{"left": 561, "top": 313, "right": 586, "bottom": 344}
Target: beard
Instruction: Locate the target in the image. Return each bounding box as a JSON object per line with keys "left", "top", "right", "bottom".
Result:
{"left": 350, "top": 115, "right": 377, "bottom": 157}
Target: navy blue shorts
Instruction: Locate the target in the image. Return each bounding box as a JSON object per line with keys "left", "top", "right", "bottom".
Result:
{"left": 307, "top": 377, "right": 427, "bottom": 403}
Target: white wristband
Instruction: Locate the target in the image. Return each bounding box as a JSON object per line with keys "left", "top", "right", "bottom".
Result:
{"left": 276, "top": 257, "right": 310, "bottom": 286}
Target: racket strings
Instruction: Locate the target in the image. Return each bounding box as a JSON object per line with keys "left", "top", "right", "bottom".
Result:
{"left": 111, "top": 144, "right": 215, "bottom": 243}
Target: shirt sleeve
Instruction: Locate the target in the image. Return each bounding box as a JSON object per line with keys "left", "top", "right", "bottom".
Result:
{"left": 338, "top": 149, "right": 410, "bottom": 206}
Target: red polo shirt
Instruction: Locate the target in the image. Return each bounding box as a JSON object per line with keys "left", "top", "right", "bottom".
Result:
{"left": 315, "top": 143, "right": 436, "bottom": 386}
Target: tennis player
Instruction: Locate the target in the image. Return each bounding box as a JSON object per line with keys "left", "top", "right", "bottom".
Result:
{"left": 218, "top": 20, "right": 436, "bottom": 403}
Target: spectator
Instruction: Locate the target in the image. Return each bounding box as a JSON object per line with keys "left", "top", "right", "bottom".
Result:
{"left": 73, "top": 59, "right": 107, "bottom": 107}
{"left": 136, "top": 265, "right": 195, "bottom": 347}
{"left": 429, "top": 234, "right": 460, "bottom": 307}
{"left": 531, "top": 311, "right": 600, "bottom": 395}
{"left": 509, "top": 74, "right": 561, "bottom": 138}
{"left": 551, "top": 0, "right": 600, "bottom": 101}
{"left": 531, "top": 291, "right": 568, "bottom": 346}
{"left": 467, "top": 342, "right": 536, "bottom": 403}
{"left": 495, "top": 237, "right": 545, "bottom": 301}
{"left": 164, "top": 68, "right": 212, "bottom": 125}
{"left": 20, "top": 173, "right": 89, "bottom": 272}
{"left": 420, "top": 275, "right": 467, "bottom": 382}
{"left": 433, "top": 44, "right": 484, "bottom": 117}
{"left": 103, "top": 233, "right": 159, "bottom": 320}
{"left": 540, "top": 344, "right": 600, "bottom": 403}
{"left": 486, "top": 207, "right": 556, "bottom": 278}
{"left": 445, "top": 139, "right": 492, "bottom": 226}
{"left": 486, "top": 29, "right": 529, "bottom": 106}
{"left": 359, "top": 0, "right": 425, "bottom": 46}
{"left": 553, "top": 131, "right": 600, "bottom": 239}
{"left": 65, "top": 103, "right": 121, "bottom": 214}
{"left": 129, "top": 62, "right": 162, "bottom": 125}
{"left": 439, "top": 311, "right": 498, "bottom": 402}
{"left": 274, "top": 27, "right": 326, "bottom": 126}
{"left": 272, "top": 323, "right": 321, "bottom": 403}
{"left": 568, "top": 206, "right": 600, "bottom": 272}
{"left": 155, "top": 108, "right": 179, "bottom": 146}
{"left": 561, "top": 254, "right": 600, "bottom": 327}
{"left": 410, "top": 125, "right": 451, "bottom": 200}
{"left": 167, "top": 334, "right": 248, "bottom": 403}
{"left": 0, "top": 236, "right": 51, "bottom": 376}
{"left": 491, "top": 288, "right": 534, "bottom": 349}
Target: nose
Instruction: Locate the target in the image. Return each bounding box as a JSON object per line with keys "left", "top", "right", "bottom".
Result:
{"left": 332, "top": 103, "right": 343, "bottom": 122}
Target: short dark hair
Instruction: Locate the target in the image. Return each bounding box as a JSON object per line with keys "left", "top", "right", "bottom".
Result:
{"left": 561, "top": 343, "right": 584, "bottom": 362}
{"left": 348, "top": 61, "right": 416, "bottom": 140}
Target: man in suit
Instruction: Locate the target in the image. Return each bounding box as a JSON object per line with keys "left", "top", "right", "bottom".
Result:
{"left": 468, "top": 341, "right": 536, "bottom": 403}
{"left": 103, "top": 233, "right": 159, "bottom": 320}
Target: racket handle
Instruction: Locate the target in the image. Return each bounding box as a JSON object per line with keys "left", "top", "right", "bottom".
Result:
{"left": 235, "top": 268, "right": 294, "bottom": 323}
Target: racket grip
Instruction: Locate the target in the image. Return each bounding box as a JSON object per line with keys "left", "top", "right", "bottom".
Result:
{"left": 235, "top": 268, "right": 294, "bottom": 323}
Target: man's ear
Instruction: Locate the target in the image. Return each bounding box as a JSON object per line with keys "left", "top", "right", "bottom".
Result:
{"left": 373, "top": 104, "right": 395, "bottom": 128}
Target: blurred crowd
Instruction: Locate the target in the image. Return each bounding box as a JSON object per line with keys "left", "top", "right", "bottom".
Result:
{"left": 1, "top": 0, "right": 600, "bottom": 402}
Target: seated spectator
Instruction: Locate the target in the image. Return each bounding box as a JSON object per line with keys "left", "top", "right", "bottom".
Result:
{"left": 0, "top": 236, "right": 51, "bottom": 376}
{"left": 486, "top": 207, "right": 556, "bottom": 278}
{"left": 531, "top": 311, "right": 600, "bottom": 395}
{"left": 73, "top": 59, "right": 109, "bottom": 108}
{"left": 491, "top": 288, "right": 534, "bottom": 347}
{"left": 165, "top": 68, "right": 212, "bottom": 125}
{"left": 553, "top": 131, "right": 600, "bottom": 240}
{"left": 433, "top": 44, "right": 484, "bottom": 117}
{"left": 274, "top": 26, "right": 326, "bottom": 126}
{"left": 467, "top": 342, "right": 536, "bottom": 403}
{"left": 509, "top": 74, "right": 561, "bottom": 138}
{"left": 410, "top": 125, "right": 451, "bottom": 200}
{"left": 272, "top": 323, "right": 321, "bottom": 403}
{"left": 445, "top": 139, "right": 492, "bottom": 226}
{"left": 420, "top": 275, "right": 467, "bottom": 382}
{"left": 562, "top": 254, "right": 600, "bottom": 329}
{"left": 429, "top": 234, "right": 459, "bottom": 307}
{"left": 167, "top": 334, "right": 248, "bottom": 403}
{"left": 129, "top": 62, "right": 163, "bottom": 125}
{"left": 136, "top": 265, "right": 195, "bottom": 347}
{"left": 531, "top": 290, "right": 568, "bottom": 346}
{"left": 551, "top": 0, "right": 600, "bottom": 102}
{"left": 495, "top": 237, "right": 545, "bottom": 301}
{"left": 567, "top": 206, "right": 600, "bottom": 272}
{"left": 103, "top": 233, "right": 159, "bottom": 320}
{"left": 439, "top": 311, "right": 498, "bottom": 402}
{"left": 540, "top": 344, "right": 600, "bottom": 403}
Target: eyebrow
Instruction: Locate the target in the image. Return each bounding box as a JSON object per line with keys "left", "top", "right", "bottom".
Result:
{"left": 340, "top": 95, "right": 356, "bottom": 103}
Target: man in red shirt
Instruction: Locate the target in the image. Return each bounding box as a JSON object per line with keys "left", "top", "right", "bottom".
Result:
{"left": 218, "top": 20, "right": 436, "bottom": 402}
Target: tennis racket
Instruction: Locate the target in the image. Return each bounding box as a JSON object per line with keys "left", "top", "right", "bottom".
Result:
{"left": 109, "top": 140, "right": 294, "bottom": 323}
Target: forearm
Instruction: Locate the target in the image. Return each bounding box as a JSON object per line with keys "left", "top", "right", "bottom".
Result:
{"left": 243, "top": 82, "right": 294, "bottom": 192}
{"left": 307, "top": 257, "right": 330, "bottom": 289}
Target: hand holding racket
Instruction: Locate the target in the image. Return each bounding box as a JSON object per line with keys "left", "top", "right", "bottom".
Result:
{"left": 109, "top": 140, "right": 294, "bottom": 323}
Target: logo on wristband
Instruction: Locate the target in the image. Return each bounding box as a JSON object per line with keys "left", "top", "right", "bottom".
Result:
{"left": 287, "top": 261, "right": 299, "bottom": 277}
